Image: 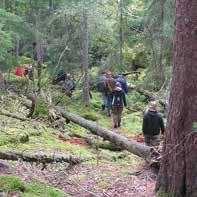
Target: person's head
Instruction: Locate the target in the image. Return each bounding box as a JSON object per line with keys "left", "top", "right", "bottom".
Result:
{"left": 106, "top": 71, "right": 113, "bottom": 78}
{"left": 115, "top": 81, "right": 122, "bottom": 90}
{"left": 118, "top": 74, "right": 124, "bottom": 78}
{"left": 149, "top": 101, "right": 157, "bottom": 112}
{"left": 67, "top": 73, "right": 71, "bottom": 80}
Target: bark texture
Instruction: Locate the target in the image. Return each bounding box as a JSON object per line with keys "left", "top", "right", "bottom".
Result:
{"left": 0, "top": 151, "right": 85, "bottom": 165}
{"left": 55, "top": 107, "right": 153, "bottom": 161}
{"left": 156, "top": 1, "right": 197, "bottom": 196}
{"left": 0, "top": 110, "right": 29, "bottom": 121}
{"left": 82, "top": 10, "right": 90, "bottom": 106}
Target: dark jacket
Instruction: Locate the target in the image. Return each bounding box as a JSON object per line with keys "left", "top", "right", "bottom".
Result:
{"left": 143, "top": 110, "right": 165, "bottom": 136}
{"left": 116, "top": 76, "right": 128, "bottom": 93}
{"left": 112, "top": 88, "right": 127, "bottom": 107}
{"left": 97, "top": 75, "right": 107, "bottom": 93}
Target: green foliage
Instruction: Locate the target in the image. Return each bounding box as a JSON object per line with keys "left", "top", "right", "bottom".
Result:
{"left": 157, "top": 190, "right": 174, "bottom": 197}
{"left": 34, "top": 99, "right": 49, "bottom": 117}
{"left": 0, "top": 175, "right": 65, "bottom": 197}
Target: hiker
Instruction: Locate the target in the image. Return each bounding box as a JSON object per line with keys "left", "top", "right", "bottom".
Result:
{"left": 112, "top": 82, "right": 127, "bottom": 128}
{"left": 105, "top": 71, "right": 116, "bottom": 116}
{"left": 96, "top": 71, "right": 107, "bottom": 110}
{"left": 142, "top": 101, "right": 165, "bottom": 147}
{"left": 24, "top": 64, "right": 34, "bottom": 81}
{"left": 53, "top": 66, "right": 67, "bottom": 84}
{"left": 116, "top": 74, "right": 128, "bottom": 94}
{"left": 15, "top": 65, "right": 24, "bottom": 77}
{"left": 62, "top": 74, "right": 75, "bottom": 97}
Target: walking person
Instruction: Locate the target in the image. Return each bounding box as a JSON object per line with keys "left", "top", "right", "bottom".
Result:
{"left": 112, "top": 82, "right": 127, "bottom": 128}
{"left": 142, "top": 101, "right": 165, "bottom": 147}
{"left": 116, "top": 74, "right": 128, "bottom": 94}
{"left": 105, "top": 71, "right": 116, "bottom": 116}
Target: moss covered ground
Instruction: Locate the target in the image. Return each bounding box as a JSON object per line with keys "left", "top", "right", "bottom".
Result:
{"left": 0, "top": 73, "right": 157, "bottom": 196}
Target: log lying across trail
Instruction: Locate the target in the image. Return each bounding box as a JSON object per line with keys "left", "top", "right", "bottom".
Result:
{"left": 0, "top": 110, "right": 30, "bottom": 121}
{"left": 0, "top": 151, "right": 87, "bottom": 165}
{"left": 55, "top": 107, "right": 154, "bottom": 162}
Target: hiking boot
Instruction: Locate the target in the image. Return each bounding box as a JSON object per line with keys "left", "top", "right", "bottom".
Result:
{"left": 108, "top": 113, "right": 111, "bottom": 117}
{"left": 114, "top": 125, "right": 117, "bottom": 128}
{"left": 118, "top": 123, "right": 121, "bottom": 127}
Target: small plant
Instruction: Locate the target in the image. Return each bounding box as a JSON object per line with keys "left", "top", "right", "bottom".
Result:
{"left": 34, "top": 99, "right": 49, "bottom": 117}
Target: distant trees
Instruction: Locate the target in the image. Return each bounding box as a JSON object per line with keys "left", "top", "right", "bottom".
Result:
{"left": 156, "top": 1, "right": 197, "bottom": 196}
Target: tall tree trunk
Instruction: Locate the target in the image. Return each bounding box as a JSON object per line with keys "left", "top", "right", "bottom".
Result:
{"left": 82, "top": 10, "right": 89, "bottom": 106}
{"left": 158, "top": 0, "right": 166, "bottom": 86}
{"left": 36, "top": 41, "right": 43, "bottom": 93}
{"left": 119, "top": 0, "right": 123, "bottom": 69}
{"left": 35, "top": 16, "right": 43, "bottom": 93}
{"left": 156, "top": 1, "right": 197, "bottom": 196}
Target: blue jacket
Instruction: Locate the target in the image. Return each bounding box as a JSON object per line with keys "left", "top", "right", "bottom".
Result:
{"left": 116, "top": 76, "right": 128, "bottom": 93}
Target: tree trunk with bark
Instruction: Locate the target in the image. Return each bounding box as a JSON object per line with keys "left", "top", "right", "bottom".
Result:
{"left": 82, "top": 10, "right": 90, "bottom": 106}
{"left": 119, "top": 0, "right": 123, "bottom": 69}
{"left": 0, "top": 151, "right": 87, "bottom": 165}
{"left": 156, "top": 1, "right": 197, "bottom": 196}
{"left": 55, "top": 107, "right": 153, "bottom": 161}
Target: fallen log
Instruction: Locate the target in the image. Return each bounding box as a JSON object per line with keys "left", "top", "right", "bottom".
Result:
{"left": 0, "top": 151, "right": 87, "bottom": 165}
{"left": 0, "top": 110, "right": 30, "bottom": 121}
{"left": 55, "top": 106, "right": 154, "bottom": 162}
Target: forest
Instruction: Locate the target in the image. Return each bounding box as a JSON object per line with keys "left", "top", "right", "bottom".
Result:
{"left": 0, "top": 0, "right": 196, "bottom": 197}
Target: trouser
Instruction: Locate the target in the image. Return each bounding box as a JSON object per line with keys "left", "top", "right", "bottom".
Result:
{"left": 112, "top": 105, "right": 123, "bottom": 127}
{"left": 107, "top": 94, "right": 113, "bottom": 115}
{"left": 144, "top": 134, "right": 160, "bottom": 147}
{"left": 101, "top": 93, "right": 107, "bottom": 107}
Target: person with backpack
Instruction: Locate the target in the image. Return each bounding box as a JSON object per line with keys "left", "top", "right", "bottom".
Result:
{"left": 142, "top": 101, "right": 165, "bottom": 146}
{"left": 62, "top": 74, "right": 75, "bottom": 97}
{"left": 97, "top": 71, "right": 107, "bottom": 110}
{"left": 112, "top": 82, "right": 127, "bottom": 128}
{"left": 116, "top": 74, "right": 128, "bottom": 94}
{"left": 105, "top": 71, "right": 116, "bottom": 116}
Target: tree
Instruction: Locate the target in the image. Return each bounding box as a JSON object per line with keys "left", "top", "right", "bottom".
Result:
{"left": 119, "top": 0, "right": 123, "bottom": 69}
{"left": 156, "top": 1, "right": 197, "bottom": 196}
{"left": 82, "top": 9, "right": 89, "bottom": 106}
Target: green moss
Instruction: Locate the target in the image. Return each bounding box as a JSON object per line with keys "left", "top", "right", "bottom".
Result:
{"left": 0, "top": 175, "right": 66, "bottom": 197}
{"left": 34, "top": 99, "right": 49, "bottom": 117}
{"left": 81, "top": 111, "right": 97, "bottom": 121}
{"left": 0, "top": 175, "right": 26, "bottom": 193}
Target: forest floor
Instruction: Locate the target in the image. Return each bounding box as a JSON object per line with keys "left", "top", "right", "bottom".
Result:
{"left": 0, "top": 158, "right": 157, "bottom": 197}
{"left": 0, "top": 80, "right": 159, "bottom": 196}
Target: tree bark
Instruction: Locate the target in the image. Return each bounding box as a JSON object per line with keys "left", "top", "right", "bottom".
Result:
{"left": 0, "top": 151, "right": 86, "bottom": 165}
{"left": 119, "top": 0, "right": 123, "bottom": 69}
{"left": 82, "top": 10, "right": 90, "bottom": 106}
{"left": 55, "top": 107, "right": 153, "bottom": 161}
{"left": 0, "top": 110, "right": 29, "bottom": 121}
{"left": 156, "top": 1, "right": 197, "bottom": 196}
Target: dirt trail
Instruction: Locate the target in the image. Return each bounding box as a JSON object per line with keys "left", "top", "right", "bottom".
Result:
{"left": 0, "top": 159, "right": 156, "bottom": 197}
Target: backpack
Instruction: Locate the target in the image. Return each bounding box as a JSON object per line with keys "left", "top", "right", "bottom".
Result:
{"left": 112, "top": 94, "right": 123, "bottom": 106}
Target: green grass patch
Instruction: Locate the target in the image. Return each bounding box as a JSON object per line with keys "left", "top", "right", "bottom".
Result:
{"left": 0, "top": 175, "right": 66, "bottom": 197}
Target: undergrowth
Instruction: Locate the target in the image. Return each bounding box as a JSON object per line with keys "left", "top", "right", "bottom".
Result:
{"left": 0, "top": 175, "right": 66, "bottom": 197}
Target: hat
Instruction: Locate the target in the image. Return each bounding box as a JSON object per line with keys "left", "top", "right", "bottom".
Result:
{"left": 149, "top": 101, "right": 157, "bottom": 111}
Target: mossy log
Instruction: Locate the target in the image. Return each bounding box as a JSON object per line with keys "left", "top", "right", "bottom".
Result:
{"left": 55, "top": 106, "right": 158, "bottom": 163}
{"left": 0, "top": 151, "right": 86, "bottom": 165}
{"left": 0, "top": 110, "right": 29, "bottom": 121}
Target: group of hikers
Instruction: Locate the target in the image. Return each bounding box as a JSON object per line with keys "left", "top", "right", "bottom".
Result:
{"left": 97, "top": 71, "right": 165, "bottom": 147}
{"left": 15, "top": 64, "right": 34, "bottom": 81}
{"left": 97, "top": 71, "right": 128, "bottom": 128}
{"left": 13, "top": 65, "right": 165, "bottom": 147}
{"left": 14, "top": 64, "right": 75, "bottom": 96}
